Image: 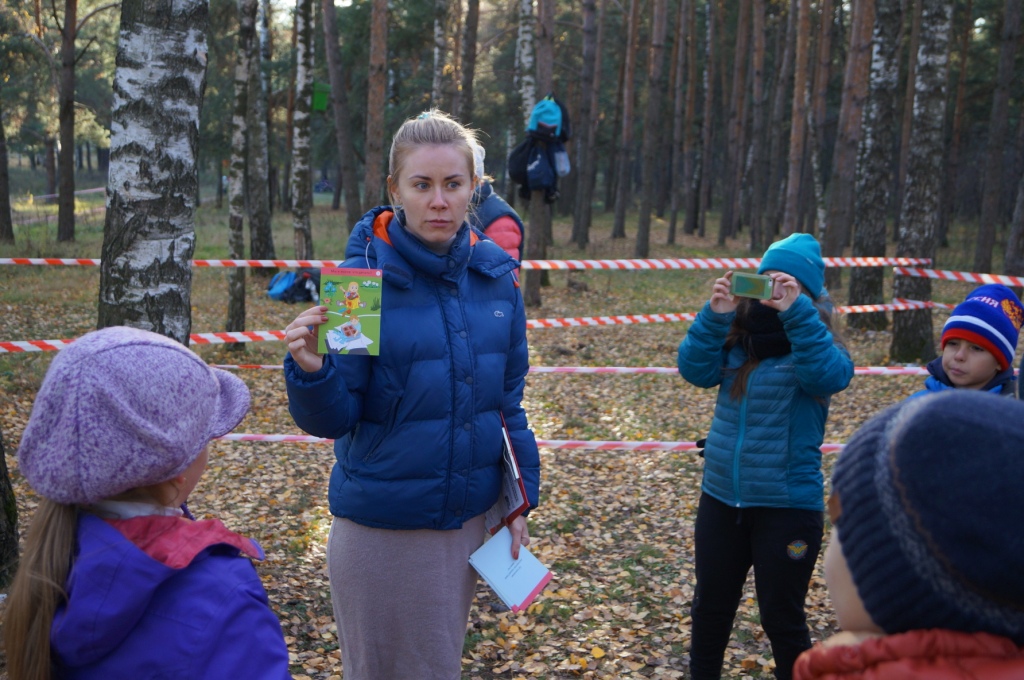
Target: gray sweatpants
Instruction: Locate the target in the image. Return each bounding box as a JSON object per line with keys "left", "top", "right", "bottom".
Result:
{"left": 326, "top": 514, "right": 485, "bottom": 679}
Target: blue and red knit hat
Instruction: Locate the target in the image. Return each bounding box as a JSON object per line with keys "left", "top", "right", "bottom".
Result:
{"left": 940, "top": 284, "right": 1024, "bottom": 370}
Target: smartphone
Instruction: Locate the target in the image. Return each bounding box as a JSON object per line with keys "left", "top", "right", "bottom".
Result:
{"left": 730, "top": 272, "right": 774, "bottom": 300}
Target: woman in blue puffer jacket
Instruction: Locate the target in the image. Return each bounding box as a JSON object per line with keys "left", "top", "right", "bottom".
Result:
{"left": 677, "top": 233, "right": 853, "bottom": 680}
{"left": 282, "top": 110, "right": 540, "bottom": 680}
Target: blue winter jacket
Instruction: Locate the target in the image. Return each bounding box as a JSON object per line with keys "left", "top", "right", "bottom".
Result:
{"left": 907, "top": 355, "right": 1017, "bottom": 399}
{"left": 285, "top": 207, "right": 540, "bottom": 530}
{"left": 677, "top": 296, "right": 853, "bottom": 511}
{"left": 51, "top": 513, "right": 290, "bottom": 679}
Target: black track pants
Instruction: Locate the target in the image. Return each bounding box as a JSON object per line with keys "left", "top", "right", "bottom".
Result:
{"left": 688, "top": 493, "right": 823, "bottom": 680}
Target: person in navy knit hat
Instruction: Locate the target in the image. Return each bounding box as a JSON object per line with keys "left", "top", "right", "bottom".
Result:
{"left": 794, "top": 390, "right": 1024, "bottom": 678}
{"left": 909, "top": 283, "right": 1023, "bottom": 398}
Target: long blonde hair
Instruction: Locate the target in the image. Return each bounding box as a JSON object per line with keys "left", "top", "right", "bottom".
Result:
{"left": 3, "top": 499, "right": 78, "bottom": 680}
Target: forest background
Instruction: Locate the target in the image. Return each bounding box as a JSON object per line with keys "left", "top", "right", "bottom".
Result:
{"left": 1, "top": 0, "right": 1024, "bottom": 677}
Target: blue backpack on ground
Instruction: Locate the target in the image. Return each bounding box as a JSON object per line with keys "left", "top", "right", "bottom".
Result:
{"left": 267, "top": 271, "right": 297, "bottom": 301}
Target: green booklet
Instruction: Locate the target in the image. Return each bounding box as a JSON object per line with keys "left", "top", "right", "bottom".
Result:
{"left": 316, "top": 267, "right": 383, "bottom": 356}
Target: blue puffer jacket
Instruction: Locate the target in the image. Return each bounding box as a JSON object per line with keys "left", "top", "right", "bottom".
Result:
{"left": 677, "top": 296, "right": 853, "bottom": 511}
{"left": 285, "top": 207, "right": 540, "bottom": 530}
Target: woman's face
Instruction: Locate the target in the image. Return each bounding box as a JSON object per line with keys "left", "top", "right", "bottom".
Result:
{"left": 390, "top": 144, "right": 474, "bottom": 250}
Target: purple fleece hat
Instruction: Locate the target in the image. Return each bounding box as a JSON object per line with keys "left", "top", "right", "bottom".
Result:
{"left": 18, "top": 326, "right": 251, "bottom": 505}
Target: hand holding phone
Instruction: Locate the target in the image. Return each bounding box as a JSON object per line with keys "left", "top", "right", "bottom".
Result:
{"left": 730, "top": 272, "right": 775, "bottom": 300}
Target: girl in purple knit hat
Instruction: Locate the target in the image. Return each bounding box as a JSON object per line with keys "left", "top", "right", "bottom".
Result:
{"left": 3, "top": 326, "right": 291, "bottom": 680}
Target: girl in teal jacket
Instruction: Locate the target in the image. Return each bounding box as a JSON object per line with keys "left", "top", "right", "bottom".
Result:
{"left": 677, "top": 234, "right": 853, "bottom": 680}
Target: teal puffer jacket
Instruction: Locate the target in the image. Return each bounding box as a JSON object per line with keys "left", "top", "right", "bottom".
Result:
{"left": 677, "top": 295, "right": 853, "bottom": 511}
{"left": 285, "top": 207, "right": 540, "bottom": 530}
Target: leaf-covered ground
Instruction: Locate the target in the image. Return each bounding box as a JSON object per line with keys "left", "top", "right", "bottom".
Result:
{"left": 0, "top": 218, "right": 991, "bottom": 679}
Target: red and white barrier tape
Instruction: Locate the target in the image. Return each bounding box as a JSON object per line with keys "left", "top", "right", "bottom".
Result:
{"left": 0, "top": 256, "right": 932, "bottom": 270}
{"left": 892, "top": 298, "right": 955, "bottom": 311}
{"left": 894, "top": 267, "right": 1024, "bottom": 287}
{"left": 214, "top": 432, "right": 846, "bottom": 453}
{"left": 209, "top": 364, "right": 930, "bottom": 375}
{"left": 0, "top": 300, "right": 953, "bottom": 353}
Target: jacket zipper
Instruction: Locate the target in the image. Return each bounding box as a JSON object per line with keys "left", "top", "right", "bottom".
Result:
{"left": 732, "top": 371, "right": 755, "bottom": 507}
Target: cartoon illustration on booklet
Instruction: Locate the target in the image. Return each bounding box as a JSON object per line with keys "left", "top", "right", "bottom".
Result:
{"left": 317, "top": 268, "right": 383, "bottom": 356}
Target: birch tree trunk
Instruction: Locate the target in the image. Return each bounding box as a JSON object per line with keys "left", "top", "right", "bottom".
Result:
{"left": 890, "top": 0, "right": 953, "bottom": 363}
{"left": 849, "top": 0, "right": 902, "bottom": 331}
{"left": 363, "top": 0, "right": 387, "bottom": 210}
{"left": 973, "top": 0, "right": 1020, "bottom": 274}
{"left": 431, "top": 0, "right": 447, "bottom": 106}
{"left": 97, "top": 0, "right": 209, "bottom": 343}
{"left": 247, "top": 10, "right": 274, "bottom": 268}
{"left": 894, "top": 0, "right": 923, "bottom": 238}
{"left": 517, "top": 0, "right": 536, "bottom": 123}
{"left": 322, "top": 0, "right": 363, "bottom": 228}
{"left": 227, "top": 0, "right": 256, "bottom": 339}
{"left": 291, "top": 0, "right": 314, "bottom": 259}
{"left": 635, "top": 0, "right": 669, "bottom": 257}
{"left": 572, "top": 0, "right": 600, "bottom": 249}
{"left": 260, "top": 0, "right": 276, "bottom": 213}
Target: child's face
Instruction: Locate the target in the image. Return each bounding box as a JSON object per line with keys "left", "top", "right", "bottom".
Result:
{"left": 823, "top": 528, "right": 883, "bottom": 635}
{"left": 941, "top": 338, "right": 1001, "bottom": 390}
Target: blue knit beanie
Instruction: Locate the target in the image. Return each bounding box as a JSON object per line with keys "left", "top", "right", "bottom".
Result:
{"left": 941, "top": 283, "right": 1024, "bottom": 371}
{"left": 18, "top": 326, "right": 251, "bottom": 505}
{"left": 757, "top": 233, "right": 825, "bottom": 297}
{"left": 830, "top": 390, "right": 1024, "bottom": 645}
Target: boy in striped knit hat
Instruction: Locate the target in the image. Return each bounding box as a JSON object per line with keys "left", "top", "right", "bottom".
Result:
{"left": 909, "top": 283, "right": 1023, "bottom": 398}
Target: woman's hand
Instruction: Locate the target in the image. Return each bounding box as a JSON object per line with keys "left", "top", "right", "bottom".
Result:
{"left": 709, "top": 272, "right": 739, "bottom": 314}
{"left": 285, "top": 305, "right": 328, "bottom": 373}
{"left": 761, "top": 273, "right": 801, "bottom": 313}
{"left": 509, "top": 516, "right": 530, "bottom": 560}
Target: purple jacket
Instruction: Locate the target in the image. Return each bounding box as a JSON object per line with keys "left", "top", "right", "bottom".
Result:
{"left": 51, "top": 513, "right": 291, "bottom": 679}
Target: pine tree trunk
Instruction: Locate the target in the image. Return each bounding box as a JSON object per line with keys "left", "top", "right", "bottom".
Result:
{"left": 0, "top": 79, "right": 14, "bottom": 244}
{"left": 893, "top": 0, "right": 923, "bottom": 239}
{"left": 668, "top": 0, "right": 690, "bottom": 244}
{"left": 973, "top": 0, "right": 1021, "bottom": 274}
{"left": 747, "top": 0, "right": 767, "bottom": 251}
{"left": 0, "top": 428, "right": 18, "bottom": 588}
{"left": 572, "top": 0, "right": 600, "bottom": 249}
{"left": 764, "top": 2, "right": 795, "bottom": 239}
{"left": 457, "top": 0, "right": 480, "bottom": 124}
{"left": 523, "top": 0, "right": 553, "bottom": 308}
{"left": 720, "top": 0, "right": 751, "bottom": 243}
{"left": 322, "top": 0, "right": 364, "bottom": 228}
{"left": 57, "top": 0, "right": 78, "bottom": 242}
{"left": 890, "top": 0, "right": 953, "bottom": 364}
{"left": 634, "top": 0, "right": 669, "bottom": 257}
{"left": 612, "top": 0, "right": 641, "bottom": 240}
{"left": 228, "top": 0, "right": 256, "bottom": 341}
{"left": 1004, "top": 165, "right": 1024, "bottom": 279}
{"left": 682, "top": 0, "right": 699, "bottom": 236}
{"left": 363, "top": 0, "right": 387, "bottom": 211}
{"left": 291, "top": 0, "right": 314, "bottom": 259}
{"left": 694, "top": 0, "right": 717, "bottom": 238}
{"left": 938, "top": 0, "right": 972, "bottom": 248}
{"left": 849, "top": 0, "right": 902, "bottom": 331}
{"left": 821, "top": 0, "right": 874, "bottom": 286}
{"left": 97, "top": 0, "right": 209, "bottom": 343}
{"left": 780, "top": 0, "right": 810, "bottom": 237}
